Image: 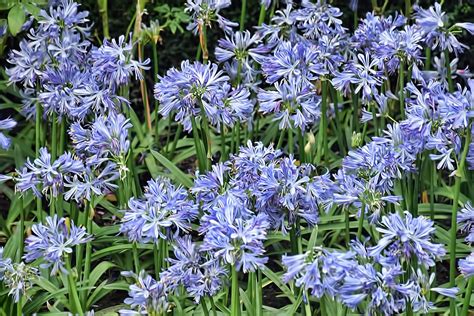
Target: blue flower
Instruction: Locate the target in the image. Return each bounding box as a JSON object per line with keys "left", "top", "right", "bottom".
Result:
{"left": 410, "top": 269, "right": 458, "bottom": 313}
{"left": 120, "top": 270, "right": 168, "bottom": 315}
{"left": 200, "top": 195, "right": 270, "bottom": 272}
{"left": 91, "top": 35, "right": 150, "bottom": 90}
{"left": 258, "top": 77, "right": 321, "bottom": 130}
{"left": 15, "top": 148, "right": 84, "bottom": 198}
{"left": 120, "top": 177, "right": 198, "bottom": 243}
{"left": 459, "top": 252, "right": 474, "bottom": 278}
{"left": 369, "top": 212, "right": 446, "bottom": 268}
{"left": 155, "top": 60, "right": 229, "bottom": 131}
{"left": 24, "top": 215, "right": 92, "bottom": 275}
{"left": 458, "top": 202, "right": 474, "bottom": 243}
{"left": 414, "top": 2, "right": 474, "bottom": 53}
{"left": 261, "top": 41, "right": 325, "bottom": 85}
{"left": 185, "top": 0, "right": 237, "bottom": 35}
{"left": 0, "top": 118, "right": 17, "bottom": 149}
{"left": 339, "top": 263, "right": 413, "bottom": 314}
{"left": 69, "top": 112, "right": 132, "bottom": 172}
{"left": 160, "top": 236, "right": 226, "bottom": 302}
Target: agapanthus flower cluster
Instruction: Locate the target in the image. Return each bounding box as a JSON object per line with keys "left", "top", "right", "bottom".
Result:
{"left": 6, "top": 146, "right": 119, "bottom": 202}
{"left": 193, "top": 141, "right": 334, "bottom": 232}
{"left": 0, "top": 118, "right": 17, "bottom": 149}
{"left": 155, "top": 60, "right": 253, "bottom": 131}
{"left": 24, "top": 216, "right": 92, "bottom": 275}
{"left": 120, "top": 270, "right": 169, "bottom": 315}
{"left": 199, "top": 194, "right": 270, "bottom": 272}
{"left": 369, "top": 212, "right": 446, "bottom": 267}
{"left": 282, "top": 227, "right": 453, "bottom": 315}
{"left": 120, "top": 177, "right": 198, "bottom": 243}
{"left": 69, "top": 112, "right": 132, "bottom": 174}
{"left": 185, "top": 0, "right": 237, "bottom": 35}
{"left": 7, "top": 0, "right": 148, "bottom": 120}
{"left": 160, "top": 235, "right": 227, "bottom": 302}
{"left": 0, "top": 248, "right": 38, "bottom": 303}
{"left": 414, "top": 2, "right": 474, "bottom": 54}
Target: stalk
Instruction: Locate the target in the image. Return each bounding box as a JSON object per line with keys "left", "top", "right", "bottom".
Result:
{"left": 18, "top": 197, "right": 24, "bottom": 261}
{"left": 133, "top": 242, "right": 140, "bottom": 273}
{"left": 209, "top": 296, "right": 218, "bottom": 316}
{"left": 297, "top": 128, "right": 305, "bottom": 163}
{"left": 16, "top": 295, "right": 23, "bottom": 316}
{"left": 231, "top": 265, "right": 241, "bottom": 316}
{"left": 138, "top": 44, "right": 152, "bottom": 132}
{"left": 151, "top": 41, "right": 160, "bottom": 145}
{"left": 351, "top": 89, "right": 359, "bottom": 135}
{"left": 51, "top": 113, "right": 58, "bottom": 160}
{"left": 35, "top": 104, "right": 43, "bottom": 222}
{"left": 80, "top": 199, "right": 94, "bottom": 309}
{"left": 201, "top": 297, "right": 210, "bottom": 316}
{"left": 449, "top": 130, "right": 471, "bottom": 314}
{"left": 316, "top": 80, "right": 328, "bottom": 164}
{"left": 405, "top": 0, "right": 411, "bottom": 18}
{"left": 255, "top": 270, "right": 263, "bottom": 316}
{"left": 399, "top": 60, "right": 405, "bottom": 119}
{"left": 199, "top": 24, "right": 209, "bottom": 64}
{"left": 345, "top": 208, "right": 350, "bottom": 246}
{"left": 357, "top": 202, "right": 366, "bottom": 240}
{"left": 153, "top": 243, "right": 160, "bottom": 278}
{"left": 461, "top": 277, "right": 474, "bottom": 316}
{"left": 98, "top": 0, "right": 109, "bottom": 38}
{"left": 191, "top": 115, "right": 207, "bottom": 172}
{"left": 445, "top": 49, "right": 454, "bottom": 92}
{"left": 168, "top": 124, "right": 182, "bottom": 159}
{"left": 66, "top": 256, "right": 83, "bottom": 315}
{"left": 198, "top": 101, "right": 212, "bottom": 164}
{"left": 288, "top": 128, "right": 294, "bottom": 155}
{"left": 258, "top": 4, "right": 266, "bottom": 26}
{"left": 220, "top": 125, "right": 227, "bottom": 161}
{"left": 58, "top": 119, "right": 66, "bottom": 156}
{"left": 239, "top": 0, "right": 247, "bottom": 31}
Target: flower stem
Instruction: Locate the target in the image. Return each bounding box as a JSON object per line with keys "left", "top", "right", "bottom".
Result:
{"left": 80, "top": 199, "right": 94, "bottom": 310}
{"left": 199, "top": 24, "right": 209, "bottom": 64}
{"left": 35, "top": 104, "right": 43, "bottom": 222}
{"left": 258, "top": 5, "right": 266, "bottom": 25}
{"left": 191, "top": 115, "right": 207, "bottom": 172}
{"left": 449, "top": 130, "right": 471, "bottom": 314}
{"left": 316, "top": 80, "right": 328, "bottom": 164}
{"left": 98, "top": 0, "right": 109, "bottom": 38}
{"left": 357, "top": 202, "right": 366, "bottom": 240}
{"left": 297, "top": 128, "right": 305, "bottom": 163}
{"left": 239, "top": 0, "right": 247, "bottom": 31}
{"left": 461, "top": 277, "right": 474, "bottom": 316}
{"left": 231, "top": 265, "right": 241, "bottom": 316}
{"left": 399, "top": 60, "right": 405, "bottom": 119}
{"left": 445, "top": 49, "right": 454, "bottom": 92}
{"left": 66, "top": 255, "right": 83, "bottom": 315}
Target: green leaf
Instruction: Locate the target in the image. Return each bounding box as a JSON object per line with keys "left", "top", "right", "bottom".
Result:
{"left": 0, "top": 0, "right": 16, "bottom": 11}
{"left": 150, "top": 149, "right": 194, "bottom": 188}
{"left": 8, "top": 4, "right": 25, "bottom": 36}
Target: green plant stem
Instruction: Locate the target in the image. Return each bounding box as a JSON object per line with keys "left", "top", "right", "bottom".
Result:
{"left": 357, "top": 202, "right": 366, "bottom": 240}
{"left": 288, "top": 128, "right": 293, "bottom": 155}
{"left": 255, "top": 270, "right": 263, "bottom": 316}
{"left": 66, "top": 256, "right": 83, "bottom": 315}
{"left": 220, "top": 125, "right": 227, "bottom": 161}
{"left": 201, "top": 297, "right": 210, "bottom": 316}
{"left": 191, "top": 116, "right": 207, "bottom": 173}
{"left": 59, "top": 119, "right": 66, "bottom": 155}
{"left": 16, "top": 295, "right": 23, "bottom": 316}
{"left": 36, "top": 104, "right": 43, "bottom": 222}
{"left": 316, "top": 80, "right": 328, "bottom": 164}
{"left": 239, "top": 0, "right": 246, "bottom": 31}
{"left": 153, "top": 243, "right": 160, "bottom": 278}
{"left": 297, "top": 128, "right": 305, "bottom": 163}
{"left": 430, "top": 161, "right": 435, "bottom": 220}
{"left": 51, "top": 113, "right": 58, "bottom": 160}
{"left": 449, "top": 131, "right": 471, "bottom": 314}
{"left": 345, "top": 208, "right": 350, "bottom": 246}
{"left": 151, "top": 41, "right": 160, "bottom": 144}
{"left": 258, "top": 4, "right": 266, "bottom": 25}
{"left": 133, "top": 242, "right": 140, "bottom": 273}
{"left": 81, "top": 200, "right": 94, "bottom": 309}
{"left": 399, "top": 60, "right": 405, "bottom": 119}
{"left": 200, "top": 25, "right": 209, "bottom": 63}
{"left": 98, "top": 0, "right": 109, "bottom": 38}
{"left": 445, "top": 49, "right": 454, "bottom": 92}
{"left": 425, "top": 48, "right": 431, "bottom": 70}
{"left": 461, "top": 277, "right": 474, "bottom": 316}
{"left": 351, "top": 90, "right": 359, "bottom": 135}
{"left": 405, "top": 0, "right": 411, "bottom": 17}
{"left": 277, "top": 130, "right": 285, "bottom": 150}
{"left": 169, "top": 124, "right": 182, "bottom": 159}
{"left": 198, "top": 101, "right": 212, "bottom": 164}
{"left": 231, "top": 265, "right": 241, "bottom": 316}
{"left": 236, "top": 121, "right": 241, "bottom": 150}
